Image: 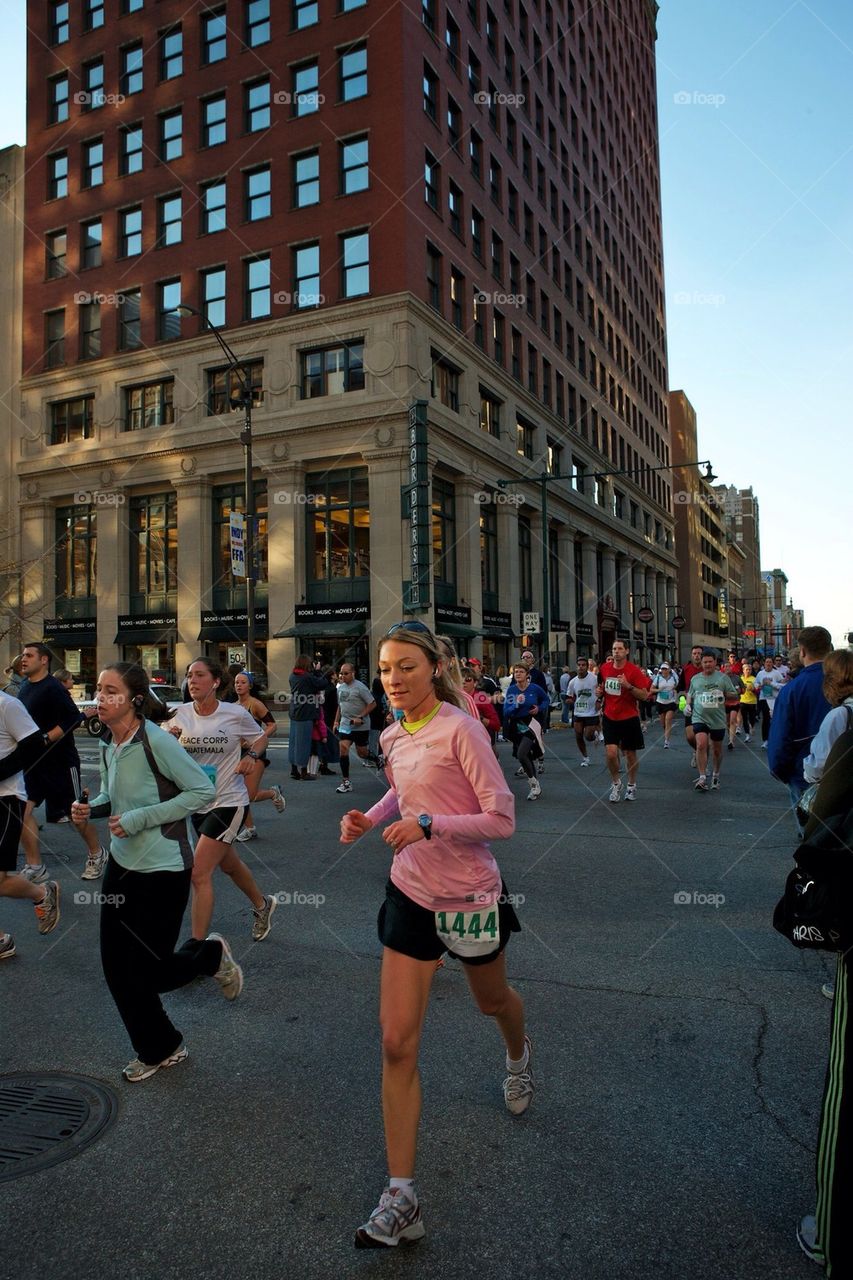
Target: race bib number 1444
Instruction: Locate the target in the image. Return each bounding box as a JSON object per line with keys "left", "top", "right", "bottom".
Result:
{"left": 435, "top": 907, "right": 500, "bottom": 958}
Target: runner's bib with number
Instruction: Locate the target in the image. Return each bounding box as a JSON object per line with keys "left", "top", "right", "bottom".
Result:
{"left": 656, "top": 688, "right": 675, "bottom": 704}
{"left": 435, "top": 905, "right": 500, "bottom": 958}
{"left": 200, "top": 764, "right": 217, "bottom": 785}
{"left": 574, "top": 694, "right": 595, "bottom": 715}
{"left": 697, "top": 690, "right": 723, "bottom": 709}
{"left": 604, "top": 677, "right": 623, "bottom": 696}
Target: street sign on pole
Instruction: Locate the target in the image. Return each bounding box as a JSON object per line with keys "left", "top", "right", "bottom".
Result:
{"left": 671, "top": 615, "right": 686, "bottom": 630}
{"left": 229, "top": 511, "right": 246, "bottom": 578}
{"left": 522, "top": 611, "right": 540, "bottom": 634}
{"left": 637, "top": 606, "right": 654, "bottom": 624}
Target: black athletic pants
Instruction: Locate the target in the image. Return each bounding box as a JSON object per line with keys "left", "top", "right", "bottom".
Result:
{"left": 816, "top": 954, "right": 853, "bottom": 1276}
{"left": 100, "top": 857, "right": 221, "bottom": 1065}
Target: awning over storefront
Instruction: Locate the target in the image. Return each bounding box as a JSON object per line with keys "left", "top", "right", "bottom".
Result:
{"left": 436, "top": 623, "right": 480, "bottom": 640}
{"left": 46, "top": 629, "right": 98, "bottom": 648}
{"left": 198, "top": 608, "right": 269, "bottom": 643}
{"left": 481, "top": 626, "right": 515, "bottom": 640}
{"left": 274, "top": 620, "right": 368, "bottom": 639}
{"left": 114, "top": 615, "right": 177, "bottom": 645}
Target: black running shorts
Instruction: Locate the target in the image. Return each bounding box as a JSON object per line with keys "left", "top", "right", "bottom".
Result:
{"left": 378, "top": 878, "right": 521, "bottom": 966}
{"left": 0, "top": 797, "right": 25, "bottom": 871}
{"left": 602, "top": 715, "right": 645, "bottom": 752}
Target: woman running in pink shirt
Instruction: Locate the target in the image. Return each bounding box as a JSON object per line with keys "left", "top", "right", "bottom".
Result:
{"left": 340, "top": 620, "right": 532, "bottom": 1249}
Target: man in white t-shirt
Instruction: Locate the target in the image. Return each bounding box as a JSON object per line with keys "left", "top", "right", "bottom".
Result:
{"left": 650, "top": 662, "right": 679, "bottom": 747}
{"left": 334, "top": 663, "right": 378, "bottom": 794}
{"left": 567, "top": 657, "right": 600, "bottom": 767}
{"left": 753, "top": 657, "right": 786, "bottom": 748}
{"left": 0, "top": 691, "right": 62, "bottom": 956}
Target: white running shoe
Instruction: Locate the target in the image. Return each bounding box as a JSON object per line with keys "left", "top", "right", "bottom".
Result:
{"left": 762, "top": 742, "right": 768, "bottom": 750}
{"left": 527, "top": 777, "right": 541, "bottom": 801}
{"left": 251, "top": 894, "right": 277, "bottom": 942}
{"left": 355, "top": 1188, "right": 425, "bottom": 1249}
{"left": 580, "top": 757, "right": 590, "bottom": 767}
{"left": 336, "top": 779, "right": 353, "bottom": 793}
{"left": 235, "top": 826, "right": 257, "bottom": 842}
{"left": 123, "top": 1044, "right": 188, "bottom": 1083}
{"left": 514, "top": 766, "right": 526, "bottom": 777}
{"left": 270, "top": 784, "right": 286, "bottom": 813}
{"left": 81, "top": 847, "right": 108, "bottom": 881}
{"left": 694, "top": 776, "right": 707, "bottom": 792}
{"left": 744, "top": 734, "right": 751, "bottom": 743}
{"left": 710, "top": 774, "right": 720, "bottom": 791}
{"left": 20, "top": 863, "right": 48, "bottom": 884}
{"left": 536, "top": 759, "right": 544, "bottom": 775}
{"left": 503, "top": 1035, "right": 535, "bottom": 1115}
{"left": 663, "top": 740, "right": 670, "bottom": 749}
{"left": 625, "top": 784, "right": 637, "bottom": 801}
{"left": 209, "top": 933, "right": 244, "bottom": 1000}
{"left": 609, "top": 782, "right": 621, "bottom": 803}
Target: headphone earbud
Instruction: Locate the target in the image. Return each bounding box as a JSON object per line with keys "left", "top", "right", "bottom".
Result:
{"left": 132, "top": 694, "right": 144, "bottom": 708}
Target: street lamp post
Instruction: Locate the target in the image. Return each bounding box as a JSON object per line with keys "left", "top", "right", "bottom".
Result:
{"left": 175, "top": 303, "right": 256, "bottom": 672}
{"left": 501, "top": 457, "right": 714, "bottom": 667}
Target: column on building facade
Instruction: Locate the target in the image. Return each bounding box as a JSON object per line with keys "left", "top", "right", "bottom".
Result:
{"left": 601, "top": 547, "right": 617, "bottom": 607}
{"left": 528, "top": 509, "right": 545, "bottom": 643}
{"left": 645, "top": 566, "right": 657, "bottom": 658}
{"left": 453, "top": 476, "right": 485, "bottom": 632}
{"left": 655, "top": 572, "right": 668, "bottom": 647}
{"left": 581, "top": 537, "right": 598, "bottom": 628}
{"left": 615, "top": 553, "right": 632, "bottom": 626}
{"left": 496, "top": 499, "right": 521, "bottom": 634}
{"left": 556, "top": 524, "right": 577, "bottom": 649}
{"left": 631, "top": 561, "right": 646, "bottom": 661}
{"left": 173, "top": 475, "right": 211, "bottom": 677}
{"left": 18, "top": 499, "right": 53, "bottom": 638}
{"left": 265, "top": 461, "right": 304, "bottom": 689}
{"left": 95, "top": 490, "right": 125, "bottom": 674}
{"left": 364, "top": 447, "right": 408, "bottom": 652}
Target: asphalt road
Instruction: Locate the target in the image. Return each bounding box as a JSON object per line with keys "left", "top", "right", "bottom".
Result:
{"left": 1, "top": 720, "right": 829, "bottom": 1280}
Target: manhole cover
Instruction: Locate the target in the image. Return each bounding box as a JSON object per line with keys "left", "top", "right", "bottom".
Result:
{"left": 0, "top": 1072, "right": 118, "bottom": 1182}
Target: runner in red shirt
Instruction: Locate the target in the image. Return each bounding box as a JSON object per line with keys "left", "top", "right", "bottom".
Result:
{"left": 596, "top": 640, "right": 652, "bottom": 802}
{"left": 677, "top": 644, "right": 704, "bottom": 767}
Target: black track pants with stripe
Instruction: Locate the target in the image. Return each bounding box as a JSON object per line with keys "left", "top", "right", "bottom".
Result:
{"left": 816, "top": 954, "right": 853, "bottom": 1276}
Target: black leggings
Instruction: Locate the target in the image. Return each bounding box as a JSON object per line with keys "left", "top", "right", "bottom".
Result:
{"left": 516, "top": 729, "right": 540, "bottom": 778}
{"left": 759, "top": 701, "right": 772, "bottom": 742}
{"left": 100, "top": 857, "right": 222, "bottom": 1065}
{"left": 740, "top": 703, "right": 757, "bottom": 734}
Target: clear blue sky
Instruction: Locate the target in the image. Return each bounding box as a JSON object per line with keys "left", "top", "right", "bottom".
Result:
{"left": 1, "top": 2, "right": 850, "bottom": 644}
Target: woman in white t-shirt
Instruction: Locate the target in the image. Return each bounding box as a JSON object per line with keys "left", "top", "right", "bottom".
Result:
{"left": 650, "top": 663, "right": 679, "bottom": 747}
{"left": 167, "top": 659, "right": 278, "bottom": 944}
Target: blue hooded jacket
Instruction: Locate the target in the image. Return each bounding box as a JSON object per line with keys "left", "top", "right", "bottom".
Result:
{"left": 767, "top": 662, "right": 830, "bottom": 786}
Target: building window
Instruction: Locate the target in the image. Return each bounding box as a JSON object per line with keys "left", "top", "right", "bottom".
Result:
{"left": 489, "top": 155, "right": 502, "bottom": 206}
{"left": 125, "top": 380, "right": 174, "bottom": 430}
{"left": 201, "top": 180, "right": 226, "bottom": 233}
{"left": 81, "top": 60, "right": 105, "bottom": 111}
{"left": 431, "top": 355, "right": 460, "bottom": 412}
{"left": 130, "top": 493, "right": 178, "bottom": 603}
{"left": 46, "top": 230, "right": 67, "bottom": 279}
{"left": 202, "top": 9, "right": 227, "bottom": 64}
{"left": 293, "top": 62, "right": 320, "bottom": 115}
{"left": 246, "top": 0, "right": 270, "bottom": 44}
{"left": 45, "top": 310, "right": 65, "bottom": 368}
{"left": 207, "top": 361, "right": 263, "bottom": 414}
{"left": 293, "top": 150, "right": 320, "bottom": 207}
{"left": 340, "top": 135, "right": 368, "bottom": 194}
{"left": 159, "top": 109, "right": 183, "bottom": 161}
{"left": 48, "top": 1, "right": 68, "bottom": 44}
{"left": 79, "top": 301, "right": 101, "bottom": 360}
{"left": 426, "top": 243, "right": 442, "bottom": 310}
{"left": 48, "top": 74, "right": 69, "bottom": 124}
{"left": 245, "top": 166, "right": 271, "bottom": 220}
{"left": 56, "top": 505, "right": 97, "bottom": 604}
{"left": 445, "top": 14, "right": 460, "bottom": 70}
{"left": 469, "top": 129, "right": 482, "bottom": 178}
{"left": 450, "top": 268, "right": 464, "bottom": 330}
{"left": 118, "top": 289, "right": 141, "bottom": 350}
{"left": 307, "top": 468, "right": 369, "bottom": 584}
{"left": 84, "top": 0, "right": 104, "bottom": 30}
{"left": 490, "top": 231, "right": 503, "bottom": 280}
{"left": 82, "top": 139, "right": 104, "bottom": 188}
{"left": 202, "top": 94, "right": 227, "bottom": 146}
{"left": 493, "top": 310, "right": 504, "bottom": 365}
{"left": 519, "top": 515, "right": 532, "bottom": 609}
{"left": 214, "top": 481, "right": 268, "bottom": 589}
{"left": 424, "top": 151, "right": 440, "bottom": 209}
{"left": 81, "top": 219, "right": 102, "bottom": 269}
{"left": 51, "top": 396, "right": 92, "bottom": 444}
{"left": 571, "top": 456, "right": 586, "bottom": 494}
{"left": 447, "top": 97, "right": 461, "bottom": 151}
{"left": 448, "top": 181, "right": 462, "bottom": 236}
{"left": 341, "top": 230, "right": 369, "bottom": 297}
{"left": 160, "top": 26, "right": 182, "bottom": 80}
{"left": 48, "top": 152, "right": 68, "bottom": 199}
{"left": 201, "top": 266, "right": 226, "bottom": 329}
{"left": 516, "top": 418, "right": 535, "bottom": 460}
{"left": 480, "top": 389, "right": 501, "bottom": 437}
{"left": 157, "top": 194, "right": 182, "bottom": 247}
{"left": 293, "top": 0, "right": 318, "bottom": 28}
{"left": 340, "top": 45, "right": 368, "bottom": 100}
{"left": 467, "top": 48, "right": 481, "bottom": 97}
{"left": 423, "top": 63, "right": 438, "bottom": 121}
{"left": 480, "top": 502, "right": 498, "bottom": 603}
{"left": 471, "top": 208, "right": 483, "bottom": 260}
{"left": 121, "top": 0, "right": 144, "bottom": 12}
{"left": 120, "top": 43, "right": 144, "bottom": 96}
{"left": 245, "top": 256, "right": 271, "bottom": 319}
{"left": 423, "top": 0, "right": 436, "bottom": 34}
{"left": 293, "top": 243, "right": 321, "bottom": 308}
{"left": 245, "top": 78, "right": 270, "bottom": 132}
{"left": 340, "top": 0, "right": 366, "bottom": 8}
{"left": 119, "top": 124, "right": 143, "bottom": 174}
{"left": 301, "top": 341, "right": 365, "bottom": 398}
{"left": 432, "top": 477, "right": 456, "bottom": 588}
{"left": 157, "top": 279, "right": 181, "bottom": 340}
{"left": 119, "top": 207, "right": 142, "bottom": 257}
{"left": 547, "top": 437, "right": 563, "bottom": 476}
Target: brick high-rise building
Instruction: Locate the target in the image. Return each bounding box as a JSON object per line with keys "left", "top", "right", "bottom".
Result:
{"left": 19, "top": 0, "right": 675, "bottom": 688}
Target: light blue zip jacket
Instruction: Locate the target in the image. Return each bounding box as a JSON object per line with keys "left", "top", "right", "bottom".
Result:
{"left": 89, "top": 719, "right": 215, "bottom": 872}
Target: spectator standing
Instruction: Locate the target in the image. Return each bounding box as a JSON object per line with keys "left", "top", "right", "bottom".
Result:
{"left": 767, "top": 626, "right": 832, "bottom": 828}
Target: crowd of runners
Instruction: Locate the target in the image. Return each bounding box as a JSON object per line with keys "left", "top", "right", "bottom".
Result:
{"left": 1, "top": 623, "right": 850, "bottom": 1267}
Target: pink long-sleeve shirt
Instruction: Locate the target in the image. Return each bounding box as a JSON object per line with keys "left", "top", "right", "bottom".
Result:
{"left": 364, "top": 701, "right": 515, "bottom": 913}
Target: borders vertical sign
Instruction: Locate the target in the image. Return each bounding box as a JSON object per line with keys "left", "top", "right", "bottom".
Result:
{"left": 407, "top": 400, "right": 430, "bottom": 610}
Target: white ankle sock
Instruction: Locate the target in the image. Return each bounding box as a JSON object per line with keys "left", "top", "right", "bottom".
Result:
{"left": 389, "top": 1177, "right": 415, "bottom": 1200}
{"left": 506, "top": 1044, "right": 529, "bottom": 1074}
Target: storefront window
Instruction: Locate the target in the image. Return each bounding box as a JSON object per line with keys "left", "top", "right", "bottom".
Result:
{"left": 130, "top": 492, "right": 178, "bottom": 610}
{"left": 55, "top": 505, "right": 96, "bottom": 605}
{"left": 519, "top": 515, "right": 532, "bottom": 611}
{"left": 212, "top": 481, "right": 268, "bottom": 600}
{"left": 432, "top": 477, "right": 456, "bottom": 589}
{"left": 306, "top": 468, "right": 369, "bottom": 584}
{"left": 480, "top": 502, "right": 498, "bottom": 608}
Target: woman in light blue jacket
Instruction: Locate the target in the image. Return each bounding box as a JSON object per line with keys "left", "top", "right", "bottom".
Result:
{"left": 71, "top": 663, "right": 244, "bottom": 1083}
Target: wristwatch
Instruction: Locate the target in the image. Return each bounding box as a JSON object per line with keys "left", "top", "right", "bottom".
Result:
{"left": 417, "top": 814, "right": 433, "bottom": 840}
{"left": 246, "top": 750, "right": 261, "bottom": 760}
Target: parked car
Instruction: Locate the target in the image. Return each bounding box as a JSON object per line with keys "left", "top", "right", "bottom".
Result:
{"left": 75, "top": 683, "right": 181, "bottom": 737}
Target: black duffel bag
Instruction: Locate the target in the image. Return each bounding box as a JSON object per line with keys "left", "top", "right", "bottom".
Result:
{"left": 773, "top": 811, "right": 853, "bottom": 952}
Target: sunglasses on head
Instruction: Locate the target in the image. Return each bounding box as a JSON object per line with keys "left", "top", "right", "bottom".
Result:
{"left": 384, "top": 619, "right": 433, "bottom": 637}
